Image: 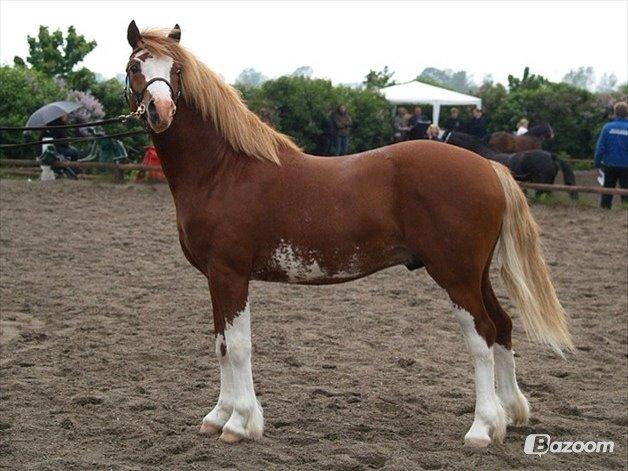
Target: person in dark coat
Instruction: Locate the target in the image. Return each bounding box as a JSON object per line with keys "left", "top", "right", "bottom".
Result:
{"left": 318, "top": 105, "right": 335, "bottom": 155}
{"left": 333, "top": 105, "right": 352, "bottom": 155}
{"left": 466, "top": 108, "right": 487, "bottom": 139}
{"left": 442, "top": 107, "right": 463, "bottom": 133}
{"left": 40, "top": 115, "right": 80, "bottom": 160}
{"left": 408, "top": 106, "right": 430, "bottom": 127}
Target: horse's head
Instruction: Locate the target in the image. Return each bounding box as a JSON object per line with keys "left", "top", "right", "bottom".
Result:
{"left": 529, "top": 123, "right": 554, "bottom": 139}
{"left": 125, "top": 20, "right": 182, "bottom": 133}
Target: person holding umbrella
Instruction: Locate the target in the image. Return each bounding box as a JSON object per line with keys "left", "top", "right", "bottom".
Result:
{"left": 26, "top": 101, "right": 83, "bottom": 160}
{"left": 41, "top": 115, "right": 81, "bottom": 160}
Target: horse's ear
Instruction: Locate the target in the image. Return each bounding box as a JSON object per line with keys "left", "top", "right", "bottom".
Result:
{"left": 168, "top": 24, "right": 181, "bottom": 43}
{"left": 127, "top": 20, "right": 141, "bottom": 49}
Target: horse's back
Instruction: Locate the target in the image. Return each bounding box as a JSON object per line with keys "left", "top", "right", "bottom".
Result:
{"left": 489, "top": 132, "right": 516, "bottom": 153}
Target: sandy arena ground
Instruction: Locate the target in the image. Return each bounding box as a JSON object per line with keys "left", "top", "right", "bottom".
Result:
{"left": 0, "top": 179, "right": 626, "bottom": 470}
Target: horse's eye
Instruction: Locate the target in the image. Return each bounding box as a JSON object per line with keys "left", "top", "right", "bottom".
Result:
{"left": 129, "top": 63, "right": 141, "bottom": 74}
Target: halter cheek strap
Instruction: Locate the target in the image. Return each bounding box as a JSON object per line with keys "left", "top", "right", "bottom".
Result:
{"left": 124, "top": 68, "right": 182, "bottom": 112}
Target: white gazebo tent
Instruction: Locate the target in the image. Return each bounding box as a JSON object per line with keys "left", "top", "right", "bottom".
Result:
{"left": 380, "top": 81, "right": 481, "bottom": 126}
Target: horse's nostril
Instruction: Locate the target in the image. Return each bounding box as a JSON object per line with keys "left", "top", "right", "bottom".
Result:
{"left": 147, "top": 100, "right": 160, "bottom": 123}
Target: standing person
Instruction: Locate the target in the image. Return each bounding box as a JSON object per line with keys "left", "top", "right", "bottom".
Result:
{"left": 594, "top": 101, "right": 628, "bottom": 209}
{"left": 393, "top": 106, "right": 411, "bottom": 142}
{"left": 408, "top": 106, "right": 430, "bottom": 127}
{"left": 442, "top": 107, "right": 463, "bottom": 134}
{"left": 466, "top": 108, "right": 487, "bottom": 139}
{"left": 333, "top": 105, "right": 352, "bottom": 155}
{"left": 319, "top": 104, "right": 336, "bottom": 155}
{"left": 515, "top": 118, "right": 529, "bottom": 135}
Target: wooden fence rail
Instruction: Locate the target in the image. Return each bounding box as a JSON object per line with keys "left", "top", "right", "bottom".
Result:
{"left": 518, "top": 181, "right": 628, "bottom": 196}
{"left": 1, "top": 158, "right": 627, "bottom": 196}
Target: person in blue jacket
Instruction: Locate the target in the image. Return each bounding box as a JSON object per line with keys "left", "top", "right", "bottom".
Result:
{"left": 594, "top": 101, "right": 628, "bottom": 209}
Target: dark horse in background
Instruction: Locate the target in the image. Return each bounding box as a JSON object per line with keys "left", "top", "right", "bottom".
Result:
{"left": 445, "top": 131, "right": 577, "bottom": 199}
{"left": 488, "top": 123, "right": 554, "bottom": 153}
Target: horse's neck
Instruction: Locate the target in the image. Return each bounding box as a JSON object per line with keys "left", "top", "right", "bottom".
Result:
{"left": 150, "top": 100, "right": 235, "bottom": 197}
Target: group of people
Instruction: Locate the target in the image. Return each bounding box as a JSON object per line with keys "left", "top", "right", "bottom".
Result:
{"left": 394, "top": 106, "right": 488, "bottom": 143}
{"left": 441, "top": 107, "right": 488, "bottom": 138}
{"left": 393, "top": 106, "right": 436, "bottom": 141}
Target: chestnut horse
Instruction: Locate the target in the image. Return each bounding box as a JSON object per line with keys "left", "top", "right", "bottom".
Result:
{"left": 124, "top": 22, "right": 573, "bottom": 448}
{"left": 489, "top": 123, "right": 555, "bottom": 153}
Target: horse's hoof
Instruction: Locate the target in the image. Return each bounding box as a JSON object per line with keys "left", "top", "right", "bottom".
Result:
{"left": 199, "top": 422, "right": 221, "bottom": 435}
{"left": 464, "top": 435, "right": 491, "bottom": 448}
{"left": 220, "top": 430, "right": 243, "bottom": 444}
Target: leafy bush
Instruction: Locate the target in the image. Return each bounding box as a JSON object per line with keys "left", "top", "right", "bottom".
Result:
{"left": 67, "top": 90, "right": 104, "bottom": 122}
{"left": 91, "top": 78, "right": 149, "bottom": 159}
{"left": 482, "top": 81, "right": 601, "bottom": 157}
{"left": 0, "top": 65, "right": 66, "bottom": 158}
{"left": 238, "top": 76, "right": 392, "bottom": 154}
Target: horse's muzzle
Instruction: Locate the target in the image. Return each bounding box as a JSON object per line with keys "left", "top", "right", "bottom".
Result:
{"left": 146, "top": 97, "right": 176, "bottom": 133}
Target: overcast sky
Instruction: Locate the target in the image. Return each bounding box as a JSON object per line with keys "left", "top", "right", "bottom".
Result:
{"left": 1, "top": 0, "right": 626, "bottom": 87}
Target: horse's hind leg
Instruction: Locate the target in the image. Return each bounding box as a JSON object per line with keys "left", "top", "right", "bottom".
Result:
{"left": 481, "top": 269, "right": 530, "bottom": 426}
{"left": 446, "top": 282, "right": 507, "bottom": 447}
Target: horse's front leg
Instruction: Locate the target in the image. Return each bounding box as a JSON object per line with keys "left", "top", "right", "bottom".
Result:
{"left": 200, "top": 266, "right": 263, "bottom": 443}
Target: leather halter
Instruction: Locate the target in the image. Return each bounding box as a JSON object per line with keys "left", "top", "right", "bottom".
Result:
{"left": 124, "top": 64, "right": 182, "bottom": 117}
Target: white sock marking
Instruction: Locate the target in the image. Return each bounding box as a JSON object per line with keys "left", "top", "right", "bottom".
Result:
{"left": 452, "top": 305, "right": 506, "bottom": 445}
{"left": 221, "top": 302, "right": 264, "bottom": 439}
{"left": 203, "top": 333, "right": 234, "bottom": 428}
{"left": 494, "top": 344, "right": 529, "bottom": 425}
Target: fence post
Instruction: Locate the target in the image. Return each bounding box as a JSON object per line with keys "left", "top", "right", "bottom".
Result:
{"left": 112, "top": 168, "right": 125, "bottom": 184}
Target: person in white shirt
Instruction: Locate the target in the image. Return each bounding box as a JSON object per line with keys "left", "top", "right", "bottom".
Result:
{"left": 515, "top": 118, "right": 529, "bottom": 136}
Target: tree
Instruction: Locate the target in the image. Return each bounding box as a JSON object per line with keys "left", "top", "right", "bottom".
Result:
{"left": 507, "top": 67, "right": 549, "bottom": 91}
{"left": 65, "top": 67, "right": 98, "bottom": 91}
{"left": 0, "top": 65, "right": 66, "bottom": 157}
{"left": 363, "top": 66, "right": 395, "bottom": 90}
{"left": 475, "top": 79, "right": 508, "bottom": 121}
{"left": 291, "top": 66, "right": 313, "bottom": 78}
{"left": 562, "top": 66, "right": 595, "bottom": 91}
{"left": 596, "top": 73, "right": 618, "bottom": 93}
{"left": 417, "top": 67, "right": 475, "bottom": 93}
{"left": 235, "top": 68, "right": 268, "bottom": 87}
{"left": 14, "top": 25, "right": 97, "bottom": 77}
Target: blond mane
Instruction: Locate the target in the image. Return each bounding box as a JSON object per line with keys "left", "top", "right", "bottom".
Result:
{"left": 138, "top": 29, "right": 299, "bottom": 164}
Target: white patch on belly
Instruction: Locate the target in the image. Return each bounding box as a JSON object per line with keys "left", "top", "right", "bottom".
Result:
{"left": 272, "top": 241, "right": 326, "bottom": 281}
{"left": 328, "top": 252, "right": 363, "bottom": 279}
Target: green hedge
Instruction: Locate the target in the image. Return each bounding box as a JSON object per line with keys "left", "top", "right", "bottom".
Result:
{"left": 0, "top": 66, "right": 66, "bottom": 158}
{"left": 238, "top": 76, "right": 392, "bottom": 154}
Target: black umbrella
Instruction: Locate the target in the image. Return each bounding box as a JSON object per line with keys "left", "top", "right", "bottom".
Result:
{"left": 25, "top": 101, "right": 82, "bottom": 127}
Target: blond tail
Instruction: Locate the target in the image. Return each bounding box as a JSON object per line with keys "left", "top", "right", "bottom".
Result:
{"left": 490, "top": 162, "right": 574, "bottom": 356}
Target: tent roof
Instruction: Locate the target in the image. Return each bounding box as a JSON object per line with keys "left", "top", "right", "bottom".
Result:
{"left": 380, "top": 81, "right": 481, "bottom": 107}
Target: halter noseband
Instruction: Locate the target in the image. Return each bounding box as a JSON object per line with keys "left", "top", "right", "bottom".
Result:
{"left": 124, "top": 67, "right": 182, "bottom": 118}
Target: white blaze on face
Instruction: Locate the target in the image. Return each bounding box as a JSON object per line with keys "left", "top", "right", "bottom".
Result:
{"left": 134, "top": 50, "right": 174, "bottom": 101}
